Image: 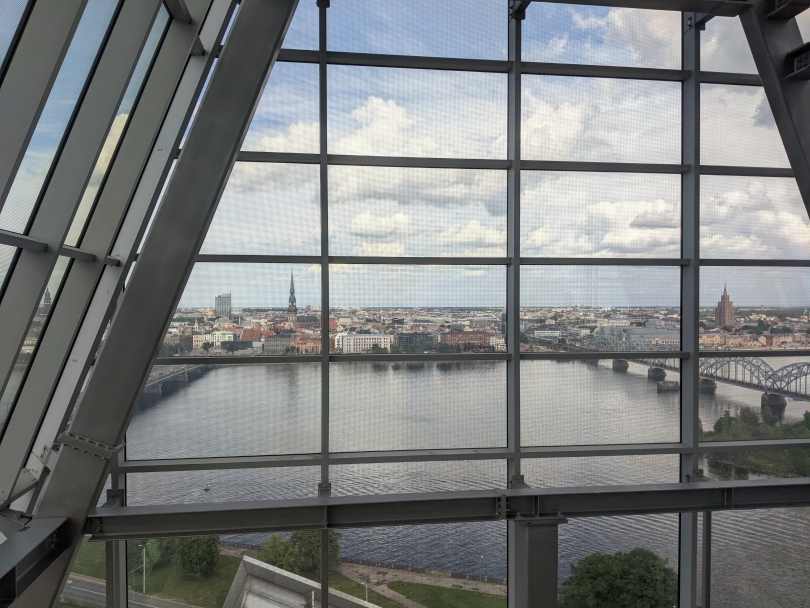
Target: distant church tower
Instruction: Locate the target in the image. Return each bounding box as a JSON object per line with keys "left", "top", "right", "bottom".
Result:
{"left": 287, "top": 271, "right": 298, "bottom": 323}
{"left": 715, "top": 284, "right": 736, "bottom": 328}
{"left": 42, "top": 287, "right": 52, "bottom": 315}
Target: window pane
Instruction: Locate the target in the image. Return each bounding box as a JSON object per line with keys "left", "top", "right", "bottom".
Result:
{"left": 521, "top": 172, "right": 681, "bottom": 258}
{"left": 328, "top": 0, "right": 505, "bottom": 60}
{"left": 0, "top": 0, "right": 27, "bottom": 68}
{"left": 0, "top": 245, "right": 15, "bottom": 293}
{"left": 521, "top": 266, "right": 681, "bottom": 352}
{"left": 523, "top": 3, "right": 680, "bottom": 69}
{"left": 701, "top": 449, "right": 810, "bottom": 480}
{"left": 201, "top": 163, "right": 320, "bottom": 255}
{"left": 523, "top": 455, "right": 679, "bottom": 486}
{"left": 172, "top": 262, "right": 321, "bottom": 357}
{"left": 65, "top": 5, "right": 170, "bottom": 247}
{"left": 282, "top": 0, "right": 318, "bottom": 50}
{"left": 342, "top": 522, "right": 507, "bottom": 588}
{"left": 699, "top": 355, "right": 810, "bottom": 442}
{"left": 330, "top": 361, "right": 506, "bottom": 452}
{"left": 701, "top": 84, "right": 789, "bottom": 168}
{"left": 328, "top": 66, "right": 507, "bottom": 158}
{"left": 331, "top": 460, "right": 504, "bottom": 496}
{"left": 522, "top": 76, "right": 680, "bottom": 163}
{"left": 560, "top": 515, "right": 679, "bottom": 603}
{"left": 701, "top": 16, "right": 757, "bottom": 74}
{"left": 701, "top": 176, "right": 810, "bottom": 259}
{"left": 0, "top": 256, "right": 70, "bottom": 434}
{"left": 329, "top": 166, "right": 506, "bottom": 257}
{"left": 521, "top": 360, "right": 680, "bottom": 446}
{"left": 242, "top": 62, "right": 319, "bottom": 153}
{"left": 0, "top": 0, "right": 119, "bottom": 234}
{"left": 699, "top": 267, "right": 810, "bottom": 340}
{"left": 127, "top": 363, "right": 321, "bottom": 459}
{"left": 711, "top": 509, "right": 810, "bottom": 607}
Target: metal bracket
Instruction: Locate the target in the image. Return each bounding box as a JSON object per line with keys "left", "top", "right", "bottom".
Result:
{"left": 56, "top": 431, "right": 123, "bottom": 460}
{"left": 510, "top": 0, "right": 530, "bottom": 21}
{"left": 318, "top": 482, "right": 332, "bottom": 498}
{"left": 190, "top": 35, "right": 205, "bottom": 57}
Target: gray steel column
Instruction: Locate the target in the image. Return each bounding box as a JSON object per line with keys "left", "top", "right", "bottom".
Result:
{"left": 0, "top": 0, "right": 90, "bottom": 212}
{"left": 106, "top": 452, "right": 126, "bottom": 607}
{"left": 317, "top": 1, "right": 331, "bottom": 602}
{"left": 11, "top": 0, "right": 299, "bottom": 604}
{"left": 0, "top": 0, "right": 163, "bottom": 423}
{"left": 740, "top": 0, "right": 810, "bottom": 209}
{"left": 511, "top": 519, "right": 564, "bottom": 608}
{"left": 680, "top": 12, "right": 702, "bottom": 608}
{"left": 701, "top": 511, "right": 711, "bottom": 608}
{"left": 0, "top": 0, "right": 216, "bottom": 510}
{"left": 507, "top": 5, "right": 525, "bottom": 608}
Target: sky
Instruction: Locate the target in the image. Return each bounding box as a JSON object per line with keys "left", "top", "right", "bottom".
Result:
{"left": 1, "top": 1, "right": 809, "bottom": 309}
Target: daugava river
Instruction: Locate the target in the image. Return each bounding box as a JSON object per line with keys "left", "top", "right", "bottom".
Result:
{"left": 125, "top": 360, "right": 810, "bottom": 607}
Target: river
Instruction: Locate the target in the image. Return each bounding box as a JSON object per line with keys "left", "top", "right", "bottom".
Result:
{"left": 125, "top": 360, "right": 810, "bottom": 607}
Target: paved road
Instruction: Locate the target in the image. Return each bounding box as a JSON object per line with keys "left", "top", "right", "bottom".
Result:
{"left": 62, "top": 574, "right": 200, "bottom": 608}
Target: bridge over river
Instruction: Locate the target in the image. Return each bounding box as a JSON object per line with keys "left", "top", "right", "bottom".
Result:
{"left": 570, "top": 336, "right": 810, "bottom": 411}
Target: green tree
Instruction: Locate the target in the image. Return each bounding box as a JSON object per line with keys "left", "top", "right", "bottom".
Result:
{"left": 370, "top": 344, "right": 389, "bottom": 354}
{"left": 258, "top": 535, "right": 301, "bottom": 574}
{"left": 201, "top": 341, "right": 213, "bottom": 352}
{"left": 290, "top": 530, "right": 342, "bottom": 574}
{"left": 559, "top": 548, "right": 677, "bottom": 608}
{"left": 175, "top": 537, "right": 220, "bottom": 578}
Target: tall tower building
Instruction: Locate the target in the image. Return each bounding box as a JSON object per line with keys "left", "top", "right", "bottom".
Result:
{"left": 287, "top": 271, "right": 298, "bottom": 323}
{"left": 42, "top": 287, "right": 52, "bottom": 315}
{"left": 715, "top": 284, "right": 736, "bottom": 328}
{"left": 215, "top": 293, "right": 231, "bottom": 319}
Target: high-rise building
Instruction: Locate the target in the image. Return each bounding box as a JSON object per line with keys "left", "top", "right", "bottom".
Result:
{"left": 41, "top": 287, "right": 52, "bottom": 315}
{"left": 287, "top": 271, "right": 297, "bottom": 323}
{"left": 715, "top": 284, "right": 736, "bottom": 328}
{"left": 215, "top": 293, "right": 231, "bottom": 319}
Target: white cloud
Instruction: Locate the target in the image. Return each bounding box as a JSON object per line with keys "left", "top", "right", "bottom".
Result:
{"left": 438, "top": 220, "right": 505, "bottom": 247}
{"left": 349, "top": 211, "right": 409, "bottom": 237}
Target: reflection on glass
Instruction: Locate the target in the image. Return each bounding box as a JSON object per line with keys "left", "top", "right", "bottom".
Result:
{"left": 701, "top": 15, "right": 757, "bottom": 74}
{"left": 522, "top": 76, "right": 680, "bottom": 164}
{"left": 328, "top": 0, "right": 505, "bottom": 60}
{"left": 127, "top": 364, "right": 320, "bottom": 459}
{"left": 559, "top": 515, "right": 678, "bottom": 601}
{"left": 523, "top": 3, "right": 680, "bottom": 69}
{"left": 331, "top": 460, "right": 505, "bottom": 496}
{"left": 329, "top": 166, "right": 506, "bottom": 257}
{"left": 242, "top": 62, "right": 319, "bottom": 153}
{"left": 699, "top": 267, "right": 810, "bottom": 349}
{"left": 521, "top": 172, "right": 681, "bottom": 258}
{"left": 167, "top": 263, "right": 321, "bottom": 357}
{"left": 0, "top": 256, "right": 70, "bottom": 433}
{"left": 0, "top": 0, "right": 28, "bottom": 68}
{"left": 330, "top": 361, "right": 506, "bottom": 452}
{"left": 521, "top": 360, "right": 680, "bottom": 446}
{"left": 329, "top": 265, "right": 506, "bottom": 354}
{"left": 698, "top": 355, "right": 810, "bottom": 443}
{"left": 64, "top": 6, "right": 170, "bottom": 247}
{"left": 202, "top": 163, "right": 320, "bottom": 255}
{"left": 701, "top": 176, "right": 810, "bottom": 259}
{"left": 710, "top": 509, "right": 810, "bottom": 607}
{"left": 521, "top": 266, "right": 681, "bottom": 352}
{"left": 328, "top": 66, "right": 507, "bottom": 158}
{"left": 0, "top": 0, "right": 118, "bottom": 234}
{"left": 701, "top": 84, "right": 789, "bottom": 168}
{"left": 523, "top": 455, "right": 679, "bottom": 486}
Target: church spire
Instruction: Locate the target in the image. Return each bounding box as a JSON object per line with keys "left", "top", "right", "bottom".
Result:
{"left": 287, "top": 270, "right": 297, "bottom": 323}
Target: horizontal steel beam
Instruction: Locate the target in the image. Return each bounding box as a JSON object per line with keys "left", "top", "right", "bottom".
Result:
{"left": 328, "top": 256, "right": 509, "bottom": 265}
{"left": 701, "top": 71, "right": 762, "bottom": 86}
{"left": 152, "top": 353, "right": 510, "bottom": 365}
{"left": 538, "top": 0, "right": 750, "bottom": 15}
{"left": 196, "top": 254, "right": 321, "bottom": 264}
{"left": 86, "top": 478, "right": 809, "bottom": 540}
{"left": 0, "top": 231, "right": 45, "bottom": 253}
{"left": 698, "top": 438, "right": 810, "bottom": 452}
{"left": 522, "top": 442, "right": 689, "bottom": 458}
{"left": 520, "top": 257, "right": 687, "bottom": 265}
{"left": 521, "top": 351, "right": 687, "bottom": 360}
{"left": 0, "top": 518, "right": 70, "bottom": 607}
{"left": 701, "top": 165, "right": 794, "bottom": 177}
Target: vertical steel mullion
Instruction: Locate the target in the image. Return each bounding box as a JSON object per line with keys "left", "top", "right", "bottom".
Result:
{"left": 317, "top": 1, "right": 331, "bottom": 603}
{"left": 680, "top": 12, "right": 701, "bottom": 608}
{"left": 506, "top": 5, "right": 523, "bottom": 608}
{"left": 701, "top": 511, "right": 712, "bottom": 608}
{"left": 107, "top": 450, "right": 126, "bottom": 607}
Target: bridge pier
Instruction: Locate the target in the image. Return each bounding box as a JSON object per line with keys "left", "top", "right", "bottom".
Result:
{"left": 761, "top": 393, "right": 787, "bottom": 417}
{"left": 612, "top": 359, "right": 629, "bottom": 372}
{"left": 657, "top": 380, "right": 679, "bottom": 393}
{"left": 648, "top": 367, "right": 667, "bottom": 381}
{"left": 699, "top": 378, "right": 716, "bottom": 394}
